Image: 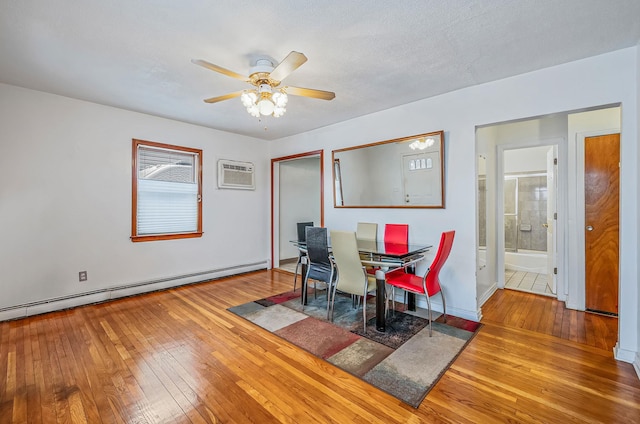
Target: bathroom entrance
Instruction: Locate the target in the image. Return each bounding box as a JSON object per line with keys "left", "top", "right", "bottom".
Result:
{"left": 502, "top": 145, "right": 557, "bottom": 297}
{"left": 476, "top": 105, "right": 621, "bottom": 316}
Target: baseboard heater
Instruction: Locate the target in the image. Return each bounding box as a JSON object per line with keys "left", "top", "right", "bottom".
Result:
{"left": 0, "top": 261, "right": 267, "bottom": 321}
{"left": 586, "top": 308, "right": 618, "bottom": 317}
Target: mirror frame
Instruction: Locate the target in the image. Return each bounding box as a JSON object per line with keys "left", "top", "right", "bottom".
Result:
{"left": 332, "top": 130, "right": 445, "bottom": 208}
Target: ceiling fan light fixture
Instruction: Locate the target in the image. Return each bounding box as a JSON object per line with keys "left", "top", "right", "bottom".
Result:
{"left": 409, "top": 137, "right": 436, "bottom": 150}
{"left": 257, "top": 97, "right": 275, "bottom": 116}
{"left": 272, "top": 91, "right": 288, "bottom": 107}
{"left": 247, "top": 104, "right": 260, "bottom": 117}
{"left": 240, "top": 91, "right": 257, "bottom": 107}
{"left": 240, "top": 89, "right": 288, "bottom": 118}
{"left": 273, "top": 106, "right": 286, "bottom": 118}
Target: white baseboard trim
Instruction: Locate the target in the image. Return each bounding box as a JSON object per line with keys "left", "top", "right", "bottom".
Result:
{"left": 634, "top": 352, "right": 640, "bottom": 381}
{"left": 0, "top": 261, "right": 267, "bottom": 322}
{"left": 613, "top": 342, "right": 639, "bottom": 364}
{"left": 565, "top": 300, "right": 580, "bottom": 310}
{"left": 478, "top": 283, "right": 498, "bottom": 308}
{"left": 389, "top": 292, "right": 480, "bottom": 322}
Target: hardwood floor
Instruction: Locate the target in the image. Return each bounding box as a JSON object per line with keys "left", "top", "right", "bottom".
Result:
{"left": 1, "top": 270, "right": 638, "bottom": 423}
{"left": 482, "top": 288, "right": 620, "bottom": 351}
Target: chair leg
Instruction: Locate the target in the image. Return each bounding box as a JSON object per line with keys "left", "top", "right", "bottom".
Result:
{"left": 331, "top": 284, "right": 340, "bottom": 321}
{"left": 384, "top": 288, "right": 389, "bottom": 318}
{"left": 302, "top": 270, "right": 309, "bottom": 312}
{"left": 327, "top": 283, "right": 333, "bottom": 320}
{"left": 440, "top": 290, "right": 447, "bottom": 323}
{"left": 391, "top": 287, "right": 396, "bottom": 316}
{"left": 425, "top": 294, "right": 433, "bottom": 337}
{"left": 362, "top": 288, "right": 368, "bottom": 334}
{"left": 327, "top": 289, "right": 332, "bottom": 320}
{"left": 293, "top": 258, "right": 301, "bottom": 292}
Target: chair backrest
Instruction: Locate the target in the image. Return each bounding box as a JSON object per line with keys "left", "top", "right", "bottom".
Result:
{"left": 356, "top": 222, "right": 378, "bottom": 241}
{"left": 305, "top": 227, "right": 331, "bottom": 267}
{"left": 330, "top": 230, "right": 368, "bottom": 295}
{"left": 296, "top": 221, "right": 314, "bottom": 242}
{"left": 384, "top": 223, "right": 409, "bottom": 245}
{"left": 425, "top": 231, "right": 455, "bottom": 295}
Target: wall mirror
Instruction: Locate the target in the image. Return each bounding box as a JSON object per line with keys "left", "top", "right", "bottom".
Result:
{"left": 332, "top": 130, "right": 445, "bottom": 208}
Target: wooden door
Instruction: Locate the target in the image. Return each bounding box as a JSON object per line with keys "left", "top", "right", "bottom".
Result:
{"left": 584, "top": 134, "right": 619, "bottom": 315}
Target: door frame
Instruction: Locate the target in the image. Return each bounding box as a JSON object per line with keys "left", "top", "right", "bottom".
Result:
{"left": 271, "top": 150, "right": 324, "bottom": 269}
{"left": 496, "top": 138, "right": 566, "bottom": 298}
{"left": 574, "top": 129, "right": 620, "bottom": 310}
{"left": 546, "top": 146, "right": 558, "bottom": 295}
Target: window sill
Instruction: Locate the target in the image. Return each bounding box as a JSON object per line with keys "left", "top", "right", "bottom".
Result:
{"left": 131, "top": 232, "right": 204, "bottom": 243}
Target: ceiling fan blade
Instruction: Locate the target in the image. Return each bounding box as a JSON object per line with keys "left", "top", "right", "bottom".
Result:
{"left": 192, "top": 59, "right": 249, "bottom": 82}
{"left": 203, "top": 90, "right": 245, "bottom": 104}
{"left": 285, "top": 86, "right": 335, "bottom": 100}
{"left": 269, "top": 51, "right": 307, "bottom": 82}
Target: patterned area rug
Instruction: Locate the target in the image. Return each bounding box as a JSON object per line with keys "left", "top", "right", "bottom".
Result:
{"left": 228, "top": 289, "right": 481, "bottom": 407}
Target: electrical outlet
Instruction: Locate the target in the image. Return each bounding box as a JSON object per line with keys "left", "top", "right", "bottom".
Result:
{"left": 79, "top": 271, "right": 88, "bottom": 282}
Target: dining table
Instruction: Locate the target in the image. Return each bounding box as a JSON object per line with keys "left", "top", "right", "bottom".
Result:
{"left": 293, "top": 238, "right": 431, "bottom": 333}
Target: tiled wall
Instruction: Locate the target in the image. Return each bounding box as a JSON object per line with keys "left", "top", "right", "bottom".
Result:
{"left": 477, "top": 174, "right": 548, "bottom": 252}
{"left": 508, "top": 175, "right": 547, "bottom": 252}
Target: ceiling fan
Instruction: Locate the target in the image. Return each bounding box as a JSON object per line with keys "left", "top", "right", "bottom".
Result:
{"left": 192, "top": 51, "right": 335, "bottom": 118}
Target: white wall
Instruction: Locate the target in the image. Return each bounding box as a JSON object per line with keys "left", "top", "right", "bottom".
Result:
{"left": 268, "top": 47, "right": 638, "bottom": 362}
{"left": 504, "top": 146, "right": 552, "bottom": 174}
{"left": 0, "top": 83, "right": 269, "bottom": 315}
{"left": 637, "top": 41, "right": 640, "bottom": 377}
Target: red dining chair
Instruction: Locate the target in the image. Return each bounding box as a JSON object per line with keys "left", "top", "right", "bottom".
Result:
{"left": 373, "top": 223, "right": 409, "bottom": 265}
{"left": 384, "top": 223, "right": 409, "bottom": 245}
{"left": 385, "top": 230, "right": 455, "bottom": 336}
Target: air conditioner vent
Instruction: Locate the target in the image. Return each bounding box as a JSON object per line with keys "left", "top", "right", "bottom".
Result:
{"left": 218, "top": 159, "right": 255, "bottom": 190}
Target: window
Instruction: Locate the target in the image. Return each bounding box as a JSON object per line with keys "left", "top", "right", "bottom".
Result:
{"left": 131, "top": 139, "right": 202, "bottom": 242}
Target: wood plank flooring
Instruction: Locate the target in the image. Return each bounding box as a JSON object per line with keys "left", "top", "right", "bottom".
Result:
{"left": 483, "top": 288, "right": 619, "bottom": 351}
{"left": 1, "top": 270, "right": 639, "bottom": 423}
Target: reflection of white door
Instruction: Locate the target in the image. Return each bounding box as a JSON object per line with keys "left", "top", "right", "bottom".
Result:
{"left": 401, "top": 152, "right": 441, "bottom": 205}
{"left": 546, "top": 147, "right": 557, "bottom": 294}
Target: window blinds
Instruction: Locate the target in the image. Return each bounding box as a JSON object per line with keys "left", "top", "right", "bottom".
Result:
{"left": 136, "top": 146, "right": 199, "bottom": 235}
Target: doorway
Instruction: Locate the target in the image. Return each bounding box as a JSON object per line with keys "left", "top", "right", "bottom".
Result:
{"left": 476, "top": 106, "right": 622, "bottom": 352}
{"left": 502, "top": 145, "right": 557, "bottom": 297}
{"left": 271, "top": 150, "right": 324, "bottom": 271}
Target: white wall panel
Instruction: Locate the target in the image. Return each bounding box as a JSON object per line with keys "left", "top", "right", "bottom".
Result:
{"left": 0, "top": 84, "right": 269, "bottom": 310}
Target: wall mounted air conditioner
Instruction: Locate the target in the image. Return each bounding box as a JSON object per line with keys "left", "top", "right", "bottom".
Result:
{"left": 217, "top": 159, "right": 255, "bottom": 190}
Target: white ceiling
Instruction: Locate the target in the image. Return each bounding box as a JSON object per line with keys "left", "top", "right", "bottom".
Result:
{"left": 1, "top": 0, "right": 639, "bottom": 140}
